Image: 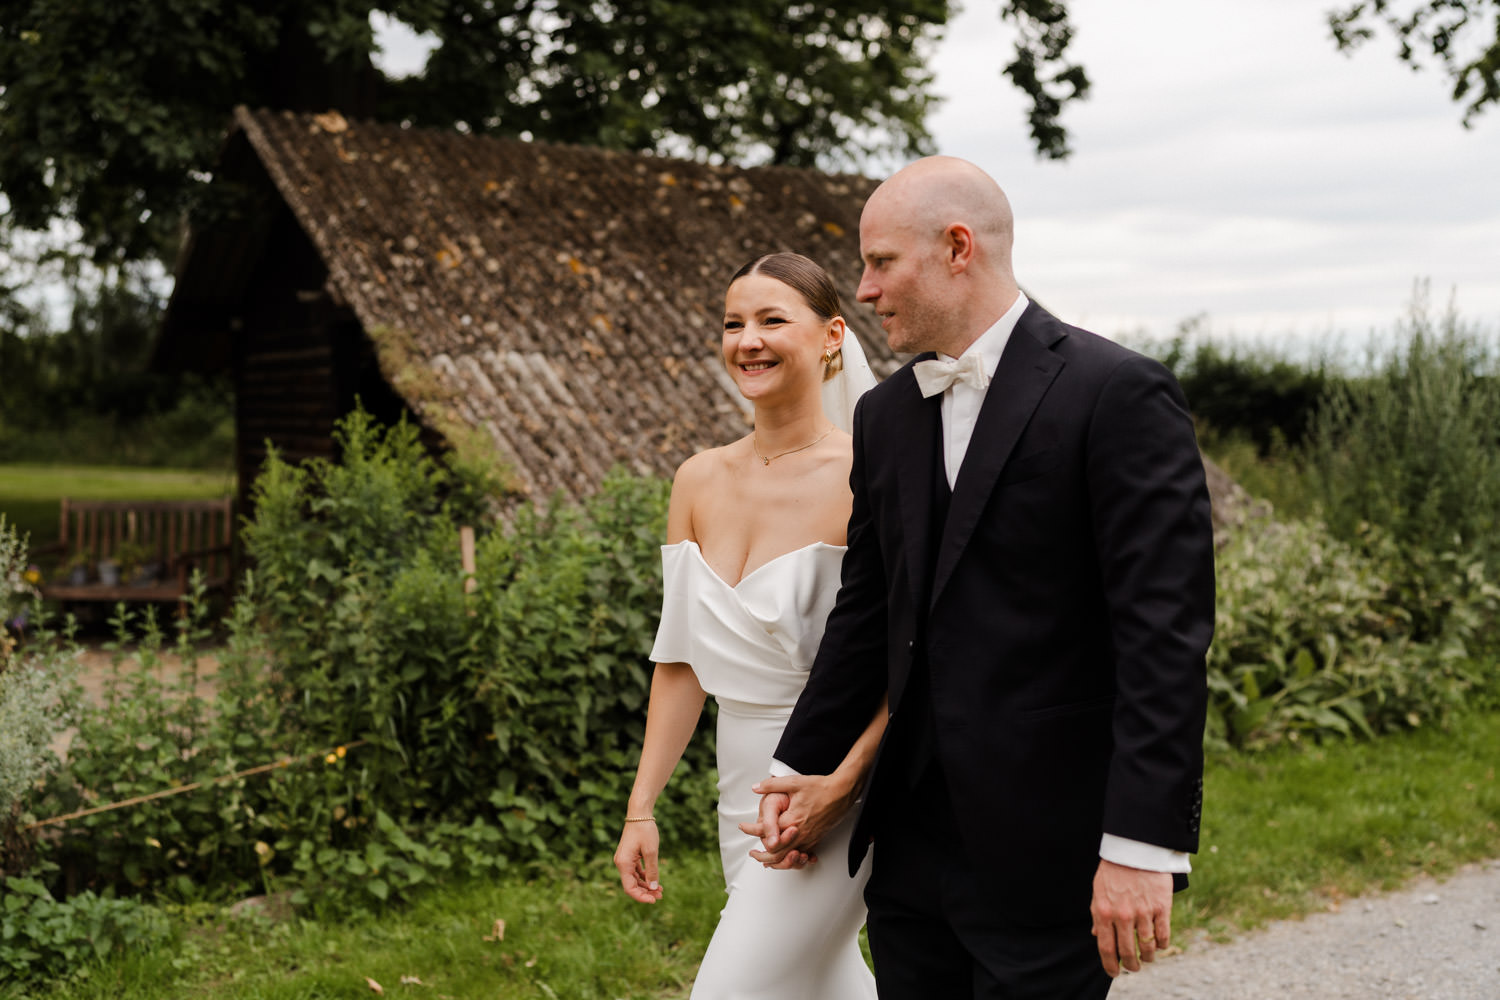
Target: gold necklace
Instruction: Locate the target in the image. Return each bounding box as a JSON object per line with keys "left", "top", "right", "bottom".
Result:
{"left": 752, "top": 426, "right": 834, "bottom": 466}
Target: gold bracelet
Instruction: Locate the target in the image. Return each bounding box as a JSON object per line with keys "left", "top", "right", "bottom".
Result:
{"left": 624, "top": 816, "right": 656, "bottom": 823}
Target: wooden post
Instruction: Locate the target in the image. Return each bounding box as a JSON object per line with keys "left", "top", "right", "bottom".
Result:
{"left": 459, "top": 525, "right": 477, "bottom": 595}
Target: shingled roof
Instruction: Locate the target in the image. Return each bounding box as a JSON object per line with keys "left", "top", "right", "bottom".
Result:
{"left": 179, "top": 106, "right": 899, "bottom": 501}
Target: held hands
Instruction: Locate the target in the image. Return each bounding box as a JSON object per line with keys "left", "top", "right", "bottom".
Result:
{"left": 612, "top": 819, "right": 663, "bottom": 904}
{"left": 740, "top": 773, "right": 857, "bottom": 869}
{"left": 740, "top": 789, "right": 812, "bottom": 869}
{"left": 1090, "top": 859, "right": 1173, "bottom": 977}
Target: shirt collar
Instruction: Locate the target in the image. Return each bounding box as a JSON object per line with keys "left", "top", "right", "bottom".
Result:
{"left": 940, "top": 291, "right": 1029, "bottom": 377}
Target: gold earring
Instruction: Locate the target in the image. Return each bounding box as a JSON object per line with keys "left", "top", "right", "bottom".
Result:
{"left": 824, "top": 350, "right": 835, "bottom": 364}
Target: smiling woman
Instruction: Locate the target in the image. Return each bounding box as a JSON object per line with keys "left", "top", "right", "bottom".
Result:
{"left": 612, "top": 251, "right": 887, "bottom": 1000}
{"left": 721, "top": 277, "right": 842, "bottom": 416}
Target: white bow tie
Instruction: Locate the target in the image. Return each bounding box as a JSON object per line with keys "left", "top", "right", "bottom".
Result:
{"left": 914, "top": 354, "right": 990, "bottom": 398}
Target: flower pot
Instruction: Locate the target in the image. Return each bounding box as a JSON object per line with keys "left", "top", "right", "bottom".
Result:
{"left": 67, "top": 565, "right": 89, "bottom": 586}
{"left": 97, "top": 559, "right": 121, "bottom": 587}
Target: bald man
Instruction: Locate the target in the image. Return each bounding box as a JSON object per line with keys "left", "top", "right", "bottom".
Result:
{"left": 756, "top": 157, "right": 1214, "bottom": 998}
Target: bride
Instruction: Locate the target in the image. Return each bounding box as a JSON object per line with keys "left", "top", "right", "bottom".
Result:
{"left": 613, "top": 252, "right": 885, "bottom": 998}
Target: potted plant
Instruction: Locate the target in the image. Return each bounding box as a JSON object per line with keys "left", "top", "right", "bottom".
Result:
{"left": 96, "top": 556, "right": 121, "bottom": 587}
{"left": 60, "top": 550, "right": 91, "bottom": 586}
{"left": 113, "top": 540, "right": 154, "bottom": 587}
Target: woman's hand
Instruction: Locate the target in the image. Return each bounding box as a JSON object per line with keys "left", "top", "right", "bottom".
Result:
{"left": 613, "top": 820, "right": 664, "bottom": 903}
{"left": 742, "top": 772, "right": 858, "bottom": 867}
{"left": 739, "top": 789, "right": 814, "bottom": 869}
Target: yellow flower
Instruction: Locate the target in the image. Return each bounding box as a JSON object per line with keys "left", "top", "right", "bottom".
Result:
{"left": 336, "top": 745, "right": 347, "bottom": 758}
{"left": 23, "top": 569, "right": 41, "bottom": 585}
{"left": 325, "top": 753, "right": 338, "bottom": 764}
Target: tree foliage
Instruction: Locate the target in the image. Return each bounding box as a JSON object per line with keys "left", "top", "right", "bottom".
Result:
{"left": 0, "top": 0, "right": 954, "bottom": 264}
{"left": 5, "top": 1, "right": 1485, "bottom": 272}
{"left": 1330, "top": 1, "right": 1500, "bottom": 124}
{"left": 0, "top": 272, "right": 234, "bottom": 468}
{"left": 383, "top": 0, "right": 947, "bottom": 168}
{"left": 997, "top": 1, "right": 1089, "bottom": 160}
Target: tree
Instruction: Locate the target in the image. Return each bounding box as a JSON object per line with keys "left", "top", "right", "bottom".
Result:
{"left": 994, "top": 1, "right": 1089, "bottom": 161}
{"left": 0, "top": 0, "right": 952, "bottom": 265}
{"left": 1330, "top": 1, "right": 1500, "bottom": 125}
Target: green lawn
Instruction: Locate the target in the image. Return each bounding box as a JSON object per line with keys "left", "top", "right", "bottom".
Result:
{"left": 0, "top": 464, "right": 236, "bottom": 565}
{"left": 19, "top": 708, "right": 1500, "bottom": 999}
{"left": 1183, "top": 707, "right": 1500, "bottom": 935}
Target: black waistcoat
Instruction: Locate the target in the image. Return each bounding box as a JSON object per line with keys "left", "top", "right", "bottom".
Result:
{"left": 898, "top": 414, "right": 952, "bottom": 787}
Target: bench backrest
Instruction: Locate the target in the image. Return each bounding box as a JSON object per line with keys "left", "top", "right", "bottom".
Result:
{"left": 58, "top": 498, "right": 235, "bottom": 582}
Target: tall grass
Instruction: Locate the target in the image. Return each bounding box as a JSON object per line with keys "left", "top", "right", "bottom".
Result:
{"left": 1305, "top": 297, "right": 1500, "bottom": 570}
{"left": 1189, "top": 298, "right": 1500, "bottom": 747}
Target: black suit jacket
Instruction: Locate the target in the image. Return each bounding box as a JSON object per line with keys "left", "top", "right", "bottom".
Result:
{"left": 774, "top": 302, "right": 1215, "bottom": 923}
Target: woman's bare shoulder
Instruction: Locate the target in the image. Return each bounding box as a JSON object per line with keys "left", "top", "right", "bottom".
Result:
{"left": 673, "top": 440, "right": 742, "bottom": 493}
{"left": 667, "top": 441, "right": 746, "bottom": 543}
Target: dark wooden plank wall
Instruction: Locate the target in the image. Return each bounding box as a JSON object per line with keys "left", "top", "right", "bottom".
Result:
{"left": 232, "top": 205, "right": 445, "bottom": 519}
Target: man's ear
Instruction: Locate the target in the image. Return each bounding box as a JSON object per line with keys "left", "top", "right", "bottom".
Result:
{"left": 945, "top": 223, "right": 976, "bottom": 273}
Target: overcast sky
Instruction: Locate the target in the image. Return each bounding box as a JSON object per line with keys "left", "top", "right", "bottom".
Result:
{"left": 374, "top": 1, "right": 1496, "bottom": 354}
{"left": 922, "top": 0, "right": 1500, "bottom": 352}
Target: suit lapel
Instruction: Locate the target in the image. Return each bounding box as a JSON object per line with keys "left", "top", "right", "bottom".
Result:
{"left": 890, "top": 358, "right": 943, "bottom": 610}
{"left": 930, "top": 307, "right": 1066, "bottom": 608}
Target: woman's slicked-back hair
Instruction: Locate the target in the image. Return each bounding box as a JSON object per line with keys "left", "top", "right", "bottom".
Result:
{"left": 729, "top": 252, "right": 843, "bottom": 322}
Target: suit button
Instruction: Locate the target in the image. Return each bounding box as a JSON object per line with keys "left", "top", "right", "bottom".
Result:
{"left": 907, "top": 640, "right": 914, "bottom": 650}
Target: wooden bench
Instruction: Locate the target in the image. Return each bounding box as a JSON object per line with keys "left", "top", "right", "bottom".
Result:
{"left": 36, "top": 498, "right": 235, "bottom": 606}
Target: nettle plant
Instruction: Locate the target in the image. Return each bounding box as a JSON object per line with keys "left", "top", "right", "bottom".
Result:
{"left": 231, "top": 412, "right": 717, "bottom": 907}
{"left": 35, "top": 409, "right": 717, "bottom": 915}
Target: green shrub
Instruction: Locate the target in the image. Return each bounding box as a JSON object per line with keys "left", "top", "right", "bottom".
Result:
{"left": 1140, "top": 319, "right": 1332, "bottom": 455}
{"left": 39, "top": 598, "right": 261, "bottom": 900}
{"left": 1162, "top": 334, "right": 1333, "bottom": 455}
{"left": 0, "top": 653, "right": 75, "bottom": 855}
{"left": 1199, "top": 431, "right": 1317, "bottom": 521}
{"left": 32, "top": 409, "right": 716, "bottom": 914}
{"left": 0, "top": 275, "right": 235, "bottom": 471}
{"left": 0, "top": 516, "right": 76, "bottom": 877}
{"left": 467, "top": 479, "right": 718, "bottom": 862}
{"left": 1209, "top": 517, "right": 1499, "bottom": 750}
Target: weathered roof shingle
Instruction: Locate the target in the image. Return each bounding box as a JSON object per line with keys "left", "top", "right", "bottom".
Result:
{"left": 228, "top": 107, "right": 897, "bottom": 499}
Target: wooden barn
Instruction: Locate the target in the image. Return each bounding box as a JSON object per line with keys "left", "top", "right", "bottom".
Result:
{"left": 156, "top": 107, "right": 901, "bottom": 513}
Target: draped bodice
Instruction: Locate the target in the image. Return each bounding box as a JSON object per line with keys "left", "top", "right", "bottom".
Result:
{"left": 649, "top": 540, "right": 847, "bottom": 710}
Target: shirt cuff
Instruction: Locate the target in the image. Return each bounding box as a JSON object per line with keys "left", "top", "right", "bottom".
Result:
{"left": 1099, "top": 834, "right": 1192, "bottom": 874}
{"left": 768, "top": 758, "right": 802, "bottom": 778}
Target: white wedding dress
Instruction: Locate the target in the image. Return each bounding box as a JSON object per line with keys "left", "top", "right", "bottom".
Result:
{"left": 650, "top": 539, "right": 877, "bottom": 1000}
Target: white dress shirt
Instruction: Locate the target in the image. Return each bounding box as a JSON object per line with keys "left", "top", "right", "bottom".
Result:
{"left": 937, "top": 291, "right": 1028, "bottom": 488}
{"left": 773, "top": 290, "right": 1189, "bottom": 874}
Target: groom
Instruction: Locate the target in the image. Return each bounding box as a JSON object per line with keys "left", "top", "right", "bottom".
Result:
{"left": 754, "top": 157, "right": 1215, "bottom": 997}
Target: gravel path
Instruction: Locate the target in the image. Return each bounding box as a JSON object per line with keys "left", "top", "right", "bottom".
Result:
{"left": 1110, "top": 860, "right": 1500, "bottom": 999}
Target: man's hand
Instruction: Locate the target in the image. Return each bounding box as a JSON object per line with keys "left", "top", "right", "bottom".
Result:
{"left": 739, "top": 789, "right": 814, "bottom": 869}
{"left": 740, "top": 773, "right": 857, "bottom": 868}
{"left": 1090, "top": 859, "right": 1173, "bottom": 977}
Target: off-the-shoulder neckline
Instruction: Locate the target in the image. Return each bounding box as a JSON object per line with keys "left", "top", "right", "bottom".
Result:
{"left": 664, "top": 538, "right": 845, "bottom": 590}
